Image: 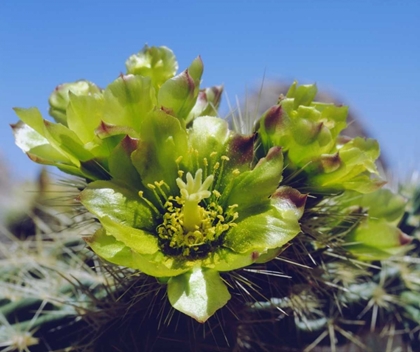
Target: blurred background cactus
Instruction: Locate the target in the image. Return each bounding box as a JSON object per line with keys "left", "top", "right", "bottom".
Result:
{"left": 1, "top": 46, "right": 419, "bottom": 352}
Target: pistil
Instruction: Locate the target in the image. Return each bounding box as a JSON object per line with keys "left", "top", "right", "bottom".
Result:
{"left": 176, "top": 169, "right": 214, "bottom": 232}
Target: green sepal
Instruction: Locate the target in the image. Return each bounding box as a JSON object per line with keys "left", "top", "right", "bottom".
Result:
{"left": 401, "top": 291, "right": 420, "bottom": 323}
{"left": 167, "top": 268, "right": 231, "bottom": 323}
{"left": 342, "top": 188, "right": 409, "bottom": 260}
{"left": 125, "top": 45, "right": 178, "bottom": 89}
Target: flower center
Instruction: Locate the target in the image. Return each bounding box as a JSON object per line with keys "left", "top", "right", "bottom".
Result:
{"left": 156, "top": 168, "right": 238, "bottom": 260}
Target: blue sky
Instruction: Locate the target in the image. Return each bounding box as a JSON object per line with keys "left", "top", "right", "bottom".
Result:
{"left": 1, "top": 0, "right": 419, "bottom": 181}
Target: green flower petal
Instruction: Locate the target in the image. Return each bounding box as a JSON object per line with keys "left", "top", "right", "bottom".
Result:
{"left": 186, "top": 86, "right": 223, "bottom": 123}
{"left": 104, "top": 74, "right": 156, "bottom": 132}
{"left": 206, "top": 248, "right": 257, "bottom": 271}
{"left": 11, "top": 121, "right": 71, "bottom": 164}
{"left": 125, "top": 45, "right": 178, "bottom": 89}
{"left": 14, "top": 108, "right": 97, "bottom": 168}
{"left": 80, "top": 180, "right": 155, "bottom": 232}
{"left": 271, "top": 186, "right": 308, "bottom": 220}
{"left": 85, "top": 228, "right": 186, "bottom": 277}
{"left": 108, "top": 136, "right": 142, "bottom": 188}
{"left": 43, "top": 120, "right": 93, "bottom": 164}
{"left": 66, "top": 92, "right": 104, "bottom": 144}
{"left": 100, "top": 216, "right": 158, "bottom": 255}
{"left": 340, "top": 189, "right": 407, "bottom": 225}
{"left": 286, "top": 81, "right": 318, "bottom": 108}
{"left": 167, "top": 268, "right": 231, "bottom": 323}
{"left": 224, "top": 204, "right": 301, "bottom": 254}
{"left": 84, "top": 228, "right": 134, "bottom": 268}
{"left": 158, "top": 57, "right": 203, "bottom": 119}
{"left": 223, "top": 146, "right": 284, "bottom": 216}
{"left": 131, "top": 251, "right": 189, "bottom": 277}
{"left": 309, "top": 137, "right": 383, "bottom": 193}
{"left": 345, "top": 219, "right": 407, "bottom": 260}
{"left": 188, "top": 116, "right": 230, "bottom": 159}
{"left": 48, "top": 80, "right": 102, "bottom": 125}
{"left": 14, "top": 107, "right": 47, "bottom": 137}
{"left": 131, "top": 110, "right": 188, "bottom": 190}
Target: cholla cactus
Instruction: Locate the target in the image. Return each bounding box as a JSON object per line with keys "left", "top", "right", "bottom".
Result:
{"left": 8, "top": 45, "right": 418, "bottom": 350}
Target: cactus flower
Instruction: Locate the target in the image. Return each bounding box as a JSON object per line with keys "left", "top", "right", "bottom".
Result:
{"left": 254, "top": 82, "right": 384, "bottom": 193}
{"left": 12, "top": 46, "right": 306, "bottom": 322}
{"left": 81, "top": 115, "right": 306, "bottom": 322}
{"left": 11, "top": 46, "right": 221, "bottom": 181}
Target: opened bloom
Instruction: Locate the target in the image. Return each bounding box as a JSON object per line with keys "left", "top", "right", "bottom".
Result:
{"left": 12, "top": 46, "right": 305, "bottom": 322}
{"left": 81, "top": 115, "right": 306, "bottom": 322}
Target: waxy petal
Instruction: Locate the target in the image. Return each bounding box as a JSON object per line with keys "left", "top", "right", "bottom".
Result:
{"left": 223, "top": 146, "right": 284, "bottom": 216}
{"left": 84, "top": 228, "right": 135, "bottom": 268}
{"left": 104, "top": 74, "right": 156, "bottom": 132}
{"left": 125, "top": 45, "right": 178, "bottom": 89}
{"left": 224, "top": 204, "right": 301, "bottom": 254}
{"left": 131, "top": 251, "right": 189, "bottom": 277}
{"left": 340, "top": 189, "right": 407, "bottom": 225}
{"left": 286, "top": 81, "right": 318, "bottom": 108}
{"left": 185, "top": 85, "right": 223, "bottom": 124}
{"left": 345, "top": 219, "right": 408, "bottom": 260}
{"left": 188, "top": 116, "right": 230, "bottom": 161}
{"left": 310, "top": 137, "right": 382, "bottom": 193}
{"left": 271, "top": 186, "right": 308, "bottom": 220}
{"left": 67, "top": 92, "right": 104, "bottom": 144}
{"left": 207, "top": 248, "right": 258, "bottom": 271}
{"left": 131, "top": 110, "right": 188, "bottom": 190}
{"left": 80, "top": 180, "right": 155, "bottom": 232}
{"left": 108, "top": 136, "right": 142, "bottom": 188}
{"left": 158, "top": 57, "right": 203, "bottom": 119}
{"left": 12, "top": 121, "right": 71, "bottom": 164}
{"left": 167, "top": 268, "right": 230, "bottom": 323}
{"left": 48, "top": 80, "right": 101, "bottom": 125}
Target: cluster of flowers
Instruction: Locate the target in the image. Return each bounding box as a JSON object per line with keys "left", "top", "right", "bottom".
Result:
{"left": 12, "top": 46, "right": 407, "bottom": 323}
